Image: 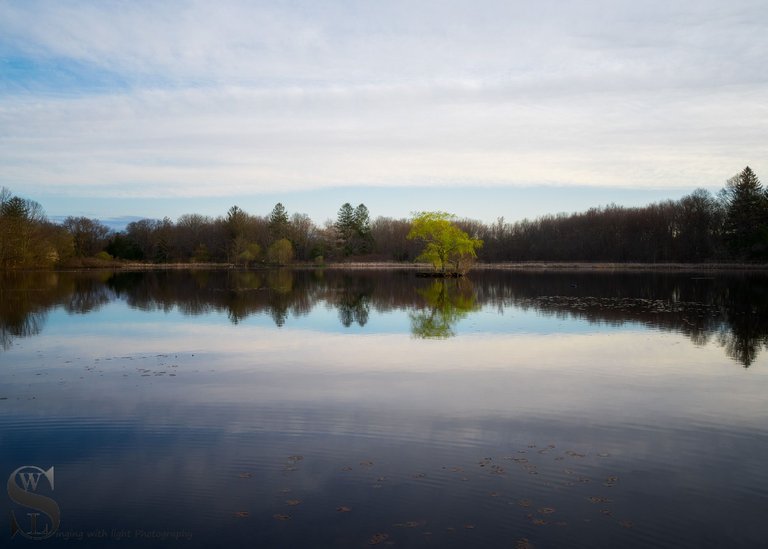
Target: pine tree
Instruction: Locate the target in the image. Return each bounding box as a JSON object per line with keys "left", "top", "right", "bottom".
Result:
{"left": 723, "top": 166, "right": 768, "bottom": 259}
{"left": 335, "top": 203, "right": 356, "bottom": 255}
{"left": 268, "top": 203, "right": 290, "bottom": 241}
{"left": 353, "top": 204, "right": 373, "bottom": 254}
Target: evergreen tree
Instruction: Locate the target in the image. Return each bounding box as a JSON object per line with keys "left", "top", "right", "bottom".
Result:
{"left": 353, "top": 204, "right": 373, "bottom": 253}
{"left": 334, "top": 203, "right": 374, "bottom": 255}
{"left": 268, "top": 203, "right": 290, "bottom": 241}
{"left": 335, "top": 203, "right": 356, "bottom": 255}
{"left": 723, "top": 167, "right": 768, "bottom": 259}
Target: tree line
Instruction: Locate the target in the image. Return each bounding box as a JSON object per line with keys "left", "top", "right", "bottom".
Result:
{"left": 1, "top": 166, "right": 766, "bottom": 269}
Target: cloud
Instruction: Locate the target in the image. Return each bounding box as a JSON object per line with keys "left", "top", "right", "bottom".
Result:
{"left": 0, "top": 1, "right": 766, "bottom": 197}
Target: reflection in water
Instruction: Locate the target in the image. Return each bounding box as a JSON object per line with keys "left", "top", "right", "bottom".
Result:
{"left": 410, "top": 279, "right": 479, "bottom": 338}
{"left": 2, "top": 269, "right": 768, "bottom": 365}
{"left": 2, "top": 269, "right": 768, "bottom": 548}
{"left": 0, "top": 271, "right": 114, "bottom": 350}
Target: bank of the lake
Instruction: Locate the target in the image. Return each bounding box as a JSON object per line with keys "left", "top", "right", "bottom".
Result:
{"left": 35, "top": 259, "right": 768, "bottom": 273}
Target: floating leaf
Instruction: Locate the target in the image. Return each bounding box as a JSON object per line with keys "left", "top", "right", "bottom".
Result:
{"left": 368, "top": 532, "right": 389, "bottom": 545}
{"left": 273, "top": 514, "right": 290, "bottom": 521}
{"left": 538, "top": 507, "right": 555, "bottom": 515}
{"left": 336, "top": 506, "right": 351, "bottom": 513}
{"left": 233, "top": 511, "right": 249, "bottom": 518}
{"left": 238, "top": 472, "right": 253, "bottom": 479}
{"left": 286, "top": 499, "right": 302, "bottom": 506}
{"left": 399, "top": 520, "right": 426, "bottom": 528}
{"left": 588, "top": 496, "right": 612, "bottom": 504}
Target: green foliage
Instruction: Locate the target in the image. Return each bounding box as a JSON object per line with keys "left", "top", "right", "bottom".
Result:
{"left": 268, "top": 203, "right": 290, "bottom": 241}
{"left": 410, "top": 279, "right": 479, "bottom": 338}
{"left": 226, "top": 205, "right": 248, "bottom": 233}
{"left": 407, "top": 211, "right": 483, "bottom": 274}
{"left": 192, "top": 243, "right": 211, "bottom": 263}
{"left": 267, "top": 238, "right": 294, "bottom": 265}
{"left": 237, "top": 242, "right": 261, "bottom": 267}
{"left": 335, "top": 202, "right": 373, "bottom": 255}
{"left": 723, "top": 166, "right": 768, "bottom": 259}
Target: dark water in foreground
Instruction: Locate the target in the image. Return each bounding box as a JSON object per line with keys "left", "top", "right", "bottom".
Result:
{"left": 1, "top": 269, "right": 767, "bottom": 548}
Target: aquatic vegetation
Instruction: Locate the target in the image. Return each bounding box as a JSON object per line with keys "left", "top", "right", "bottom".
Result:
{"left": 588, "top": 496, "right": 612, "bottom": 504}
{"left": 368, "top": 532, "right": 389, "bottom": 545}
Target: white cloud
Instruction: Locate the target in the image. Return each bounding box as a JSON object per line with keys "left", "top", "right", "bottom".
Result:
{"left": 0, "top": 1, "right": 766, "bottom": 197}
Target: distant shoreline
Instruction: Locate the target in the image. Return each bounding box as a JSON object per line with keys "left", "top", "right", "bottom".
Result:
{"left": 19, "top": 260, "right": 768, "bottom": 273}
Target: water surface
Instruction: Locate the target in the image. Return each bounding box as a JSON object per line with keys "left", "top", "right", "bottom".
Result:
{"left": 2, "top": 269, "right": 767, "bottom": 547}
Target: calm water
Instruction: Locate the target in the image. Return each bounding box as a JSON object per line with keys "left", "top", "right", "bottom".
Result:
{"left": 1, "top": 268, "right": 767, "bottom": 548}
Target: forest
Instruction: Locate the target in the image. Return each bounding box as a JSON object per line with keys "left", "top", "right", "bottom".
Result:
{"left": 0, "top": 166, "right": 766, "bottom": 269}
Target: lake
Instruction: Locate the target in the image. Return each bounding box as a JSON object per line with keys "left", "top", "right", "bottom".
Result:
{"left": 1, "top": 268, "right": 767, "bottom": 548}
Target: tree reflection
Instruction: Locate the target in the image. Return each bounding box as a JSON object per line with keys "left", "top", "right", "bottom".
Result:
{"left": 0, "top": 271, "right": 112, "bottom": 350}
{"left": 409, "top": 279, "right": 479, "bottom": 339}
{"left": 336, "top": 275, "right": 374, "bottom": 328}
{"left": 2, "top": 269, "right": 768, "bottom": 367}
{"left": 716, "top": 278, "right": 768, "bottom": 367}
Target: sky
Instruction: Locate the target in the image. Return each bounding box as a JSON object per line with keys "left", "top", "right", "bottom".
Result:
{"left": 1, "top": 0, "right": 766, "bottom": 228}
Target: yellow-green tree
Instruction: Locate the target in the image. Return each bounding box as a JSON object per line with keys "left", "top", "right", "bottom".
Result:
{"left": 407, "top": 211, "right": 482, "bottom": 274}
{"left": 267, "top": 238, "right": 294, "bottom": 265}
{"left": 237, "top": 242, "right": 261, "bottom": 267}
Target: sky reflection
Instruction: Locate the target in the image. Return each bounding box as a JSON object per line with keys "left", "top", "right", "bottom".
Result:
{"left": 2, "top": 270, "right": 768, "bottom": 547}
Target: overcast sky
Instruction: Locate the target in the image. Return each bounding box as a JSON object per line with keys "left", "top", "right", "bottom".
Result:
{"left": 1, "top": 0, "right": 766, "bottom": 225}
